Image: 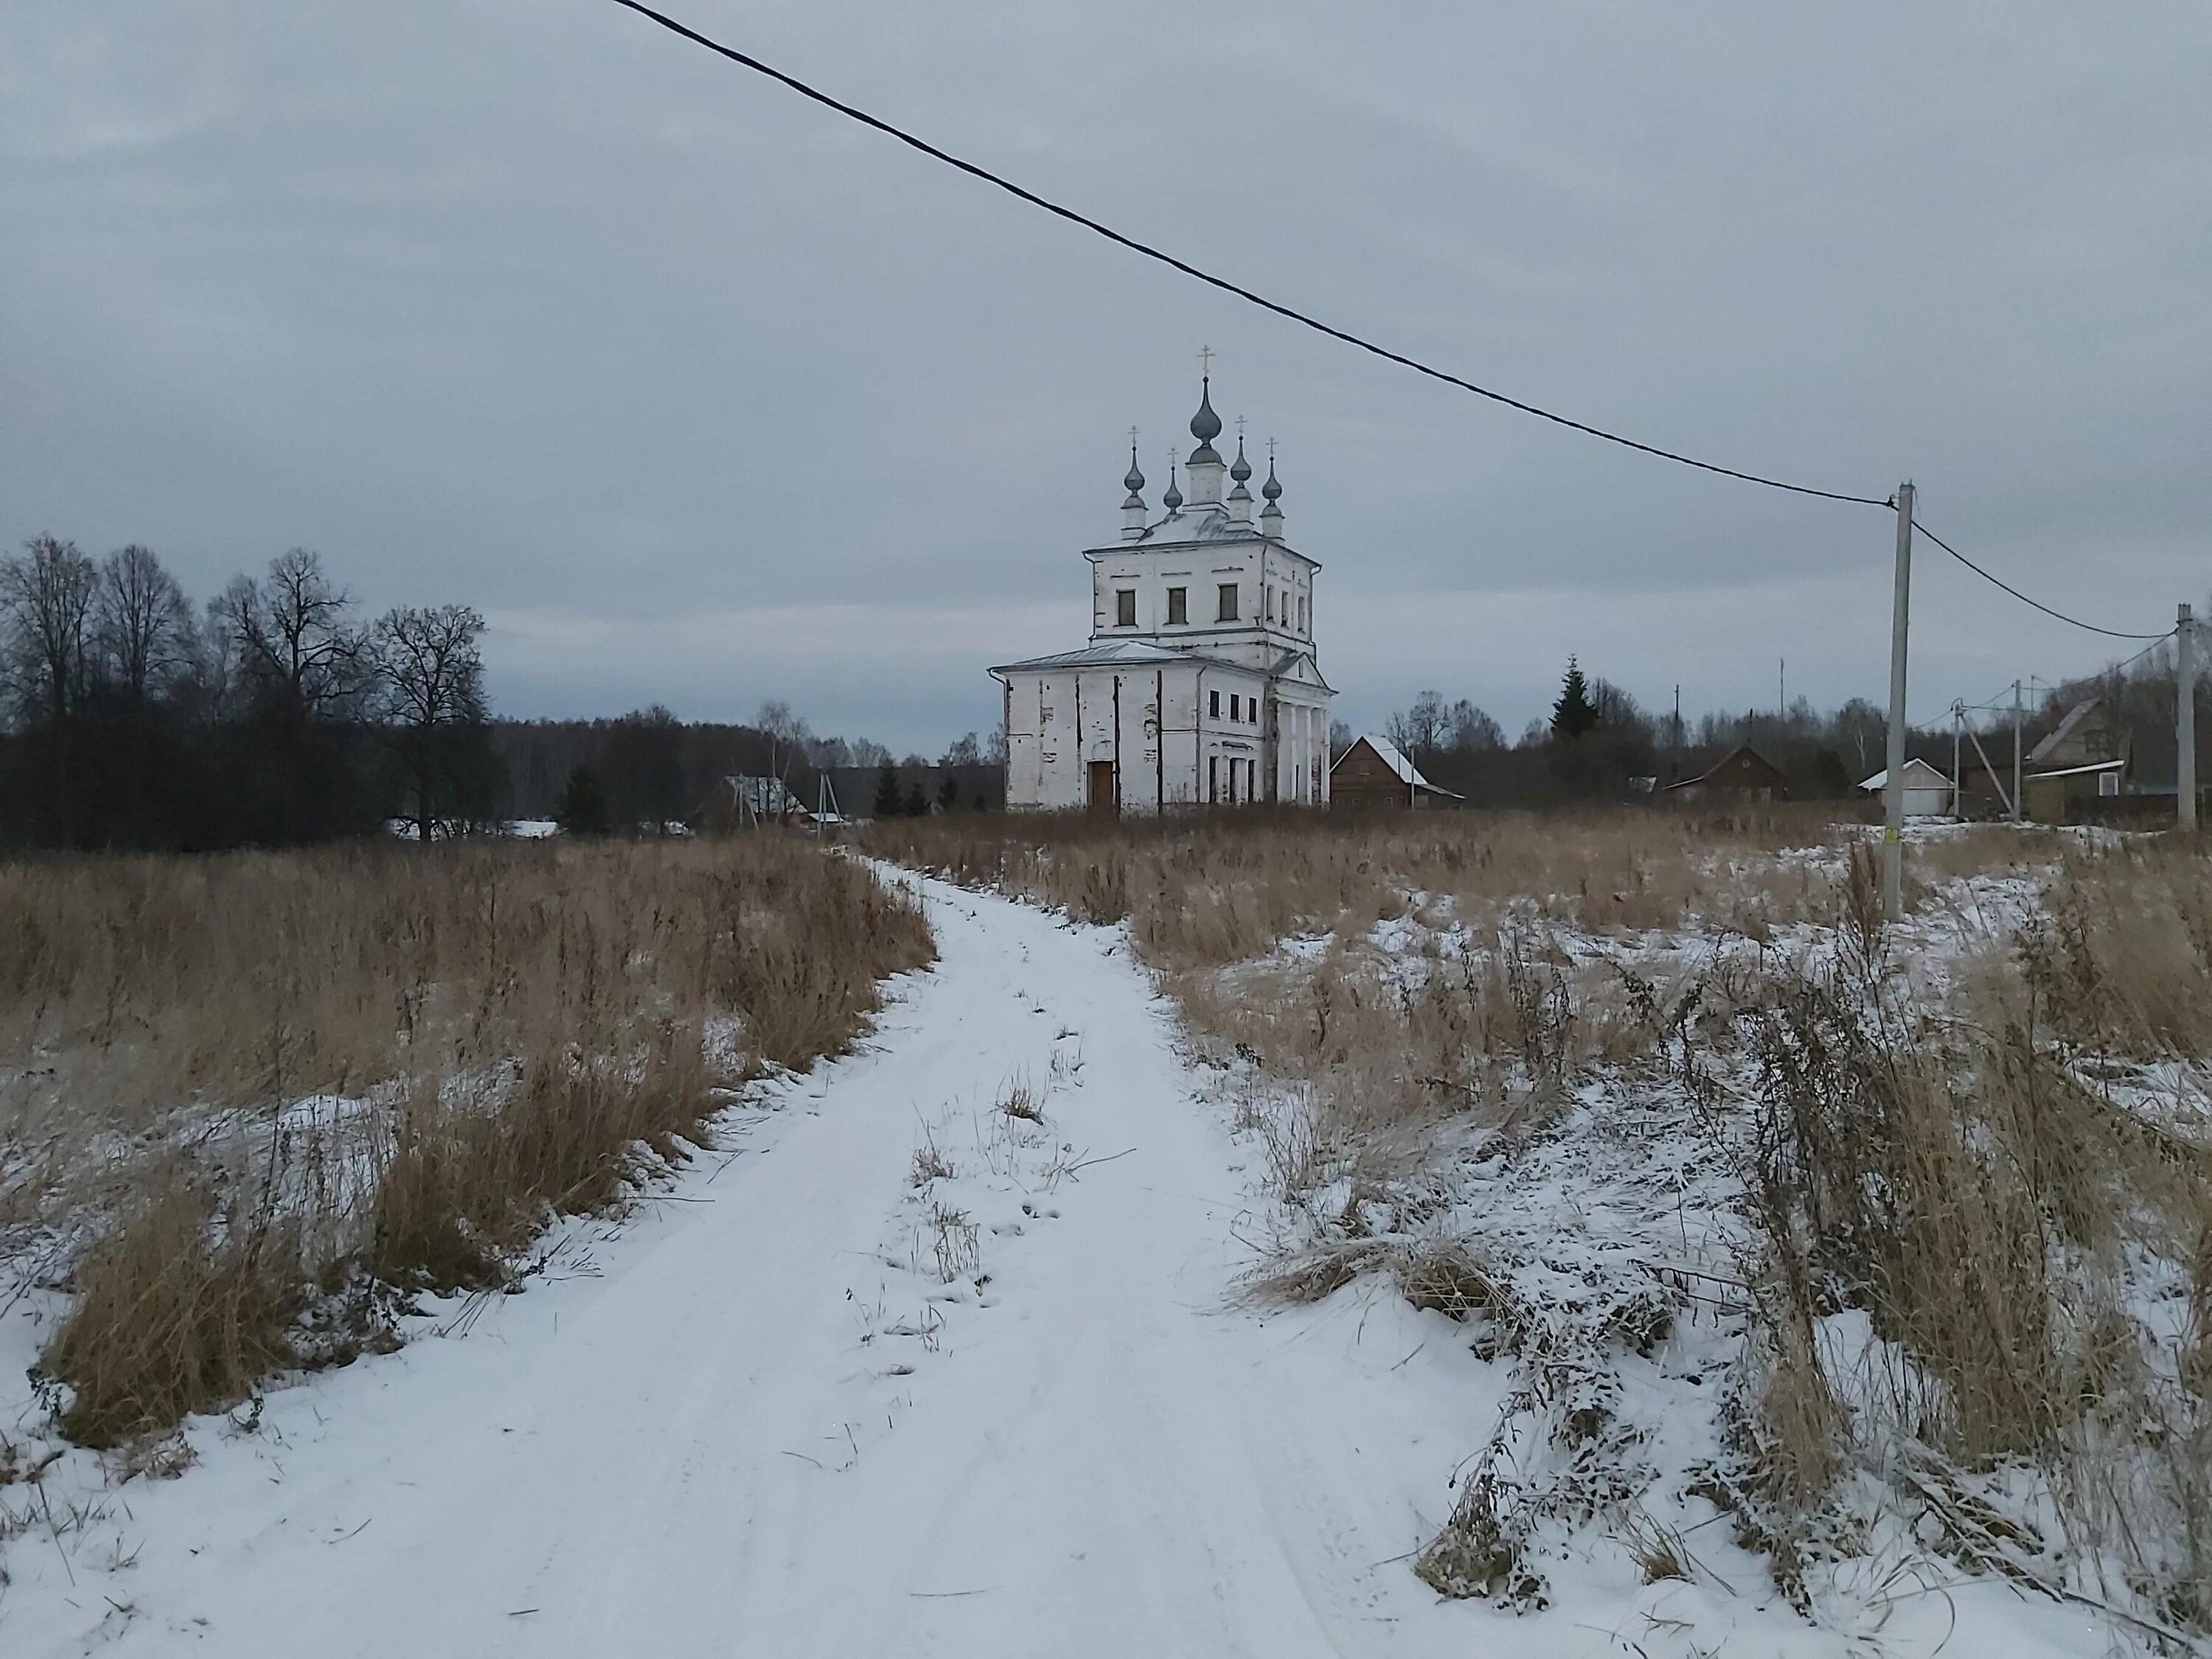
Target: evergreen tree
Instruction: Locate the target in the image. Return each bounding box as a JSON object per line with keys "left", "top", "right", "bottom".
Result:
{"left": 936, "top": 772, "right": 960, "bottom": 810}
{"left": 903, "top": 779, "right": 930, "bottom": 817}
{"left": 1551, "top": 657, "right": 1601, "bottom": 742}
{"left": 555, "top": 764, "right": 611, "bottom": 836}
{"left": 872, "top": 765, "right": 902, "bottom": 818}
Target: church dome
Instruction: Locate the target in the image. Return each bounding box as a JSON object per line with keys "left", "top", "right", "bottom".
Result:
{"left": 1162, "top": 462, "right": 1183, "bottom": 511}
{"left": 1261, "top": 455, "right": 1282, "bottom": 502}
{"left": 1123, "top": 447, "right": 1145, "bottom": 495}
{"left": 1230, "top": 437, "right": 1252, "bottom": 484}
{"left": 1189, "top": 379, "right": 1223, "bottom": 452}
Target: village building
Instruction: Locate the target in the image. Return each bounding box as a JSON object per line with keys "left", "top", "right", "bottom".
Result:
{"left": 1330, "top": 734, "right": 1460, "bottom": 810}
{"left": 1663, "top": 743, "right": 1790, "bottom": 803}
{"left": 1857, "top": 756, "right": 1952, "bottom": 818}
{"left": 992, "top": 376, "right": 1335, "bottom": 812}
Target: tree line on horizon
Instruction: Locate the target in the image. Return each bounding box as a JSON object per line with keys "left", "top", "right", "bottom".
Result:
{"left": 0, "top": 536, "right": 1005, "bottom": 850}
{"left": 1366, "top": 653, "right": 2178, "bottom": 808}
{"left": 0, "top": 536, "right": 495, "bottom": 850}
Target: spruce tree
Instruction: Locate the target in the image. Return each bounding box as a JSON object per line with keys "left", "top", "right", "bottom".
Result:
{"left": 554, "top": 765, "right": 611, "bottom": 837}
{"left": 1551, "top": 657, "right": 1601, "bottom": 742}
{"left": 903, "top": 779, "right": 930, "bottom": 817}
{"left": 872, "top": 766, "right": 902, "bottom": 818}
{"left": 936, "top": 772, "right": 961, "bottom": 810}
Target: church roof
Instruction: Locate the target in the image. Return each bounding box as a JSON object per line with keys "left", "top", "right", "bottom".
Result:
{"left": 1086, "top": 503, "right": 1318, "bottom": 566}
{"left": 988, "top": 639, "right": 1259, "bottom": 676}
{"left": 1269, "top": 648, "right": 1335, "bottom": 694}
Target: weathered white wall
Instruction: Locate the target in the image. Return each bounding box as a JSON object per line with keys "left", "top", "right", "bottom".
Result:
{"left": 1006, "top": 660, "right": 1299, "bottom": 812}
{"left": 1087, "top": 535, "right": 1321, "bottom": 669}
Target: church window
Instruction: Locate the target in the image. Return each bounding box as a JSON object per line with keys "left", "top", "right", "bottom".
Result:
{"left": 1298, "top": 595, "right": 1308, "bottom": 633}
{"left": 1115, "top": 589, "right": 1135, "bottom": 627}
{"left": 1166, "top": 586, "right": 1187, "bottom": 625}
{"left": 1266, "top": 588, "right": 1276, "bottom": 622}
{"left": 1229, "top": 695, "right": 1241, "bottom": 720}
{"left": 1217, "top": 583, "right": 1239, "bottom": 622}
{"left": 1208, "top": 754, "right": 1218, "bottom": 802}
{"left": 1208, "top": 689, "right": 1220, "bottom": 718}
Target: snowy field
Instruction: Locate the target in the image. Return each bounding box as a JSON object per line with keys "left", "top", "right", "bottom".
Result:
{"left": 1, "top": 855, "right": 2152, "bottom": 1657}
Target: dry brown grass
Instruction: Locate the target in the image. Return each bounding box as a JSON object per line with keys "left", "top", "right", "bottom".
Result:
{"left": 1721, "top": 936, "right": 2212, "bottom": 1624}
{"left": 1, "top": 836, "right": 928, "bottom": 1144}
{"left": 872, "top": 804, "right": 1866, "bottom": 970}
{"left": 36, "top": 1169, "right": 311, "bottom": 1447}
{"left": 2017, "top": 836, "right": 2212, "bottom": 1058}
{"left": 7, "top": 834, "right": 933, "bottom": 1441}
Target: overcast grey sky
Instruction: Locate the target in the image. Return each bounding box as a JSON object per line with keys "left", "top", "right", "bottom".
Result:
{"left": 5, "top": 1, "right": 2208, "bottom": 751}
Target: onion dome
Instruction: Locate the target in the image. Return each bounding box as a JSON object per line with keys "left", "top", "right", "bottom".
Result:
{"left": 1230, "top": 436, "right": 1252, "bottom": 484}
{"left": 1122, "top": 443, "right": 1146, "bottom": 507}
{"left": 1186, "top": 378, "right": 1223, "bottom": 466}
{"left": 1260, "top": 454, "right": 1282, "bottom": 503}
{"left": 1162, "top": 455, "right": 1183, "bottom": 512}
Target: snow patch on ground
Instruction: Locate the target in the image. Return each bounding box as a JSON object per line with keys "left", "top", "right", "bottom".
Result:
{"left": 0, "top": 870, "right": 2156, "bottom": 1656}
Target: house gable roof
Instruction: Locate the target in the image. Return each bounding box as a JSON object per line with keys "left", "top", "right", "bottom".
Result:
{"left": 1331, "top": 734, "right": 1461, "bottom": 797}
{"left": 1857, "top": 757, "right": 1950, "bottom": 791}
{"left": 2028, "top": 698, "right": 2108, "bottom": 768}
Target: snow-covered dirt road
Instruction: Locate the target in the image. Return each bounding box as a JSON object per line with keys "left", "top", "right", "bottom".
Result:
{"left": 1, "top": 872, "right": 2115, "bottom": 1658}
{"left": 4, "top": 872, "right": 1500, "bottom": 1657}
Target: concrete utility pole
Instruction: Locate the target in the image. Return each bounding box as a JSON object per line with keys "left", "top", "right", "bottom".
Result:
{"left": 2011, "top": 679, "right": 2024, "bottom": 824}
{"left": 2181, "top": 602, "right": 2197, "bottom": 831}
{"left": 1883, "top": 483, "right": 1915, "bottom": 921}
{"left": 1951, "top": 703, "right": 1963, "bottom": 819}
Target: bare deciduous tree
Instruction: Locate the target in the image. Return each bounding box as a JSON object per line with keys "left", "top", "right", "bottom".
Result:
{"left": 95, "top": 544, "right": 192, "bottom": 703}
{"left": 216, "top": 548, "right": 368, "bottom": 721}
{"left": 1387, "top": 689, "right": 1449, "bottom": 762}
{"left": 1, "top": 535, "right": 100, "bottom": 727}
{"left": 372, "top": 603, "right": 489, "bottom": 841}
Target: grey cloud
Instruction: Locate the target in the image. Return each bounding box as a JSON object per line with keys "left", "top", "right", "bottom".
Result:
{"left": 4, "top": 0, "right": 2206, "bottom": 747}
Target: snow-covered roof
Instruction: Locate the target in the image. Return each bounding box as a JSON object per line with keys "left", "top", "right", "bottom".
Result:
{"left": 2028, "top": 758, "right": 2126, "bottom": 781}
{"left": 1333, "top": 734, "right": 1459, "bottom": 796}
{"left": 1857, "top": 757, "right": 1950, "bottom": 791}
{"left": 988, "top": 639, "right": 1256, "bottom": 675}
{"left": 1084, "top": 504, "right": 1320, "bottom": 568}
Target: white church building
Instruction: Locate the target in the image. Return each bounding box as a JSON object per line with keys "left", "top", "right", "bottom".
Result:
{"left": 992, "top": 377, "right": 1335, "bottom": 812}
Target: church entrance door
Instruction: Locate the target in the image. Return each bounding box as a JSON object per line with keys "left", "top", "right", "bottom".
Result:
{"left": 1088, "top": 760, "right": 1116, "bottom": 815}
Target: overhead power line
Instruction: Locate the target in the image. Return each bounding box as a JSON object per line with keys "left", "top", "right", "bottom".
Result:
{"left": 1909, "top": 518, "right": 2168, "bottom": 640}
{"left": 605, "top": 0, "right": 1888, "bottom": 508}
{"left": 606, "top": 1, "right": 2169, "bottom": 642}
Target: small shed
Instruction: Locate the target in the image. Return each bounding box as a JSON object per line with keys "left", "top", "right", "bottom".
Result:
{"left": 1858, "top": 757, "right": 1952, "bottom": 818}
{"left": 1330, "top": 734, "right": 1460, "bottom": 810}
{"left": 1666, "top": 744, "right": 1789, "bottom": 803}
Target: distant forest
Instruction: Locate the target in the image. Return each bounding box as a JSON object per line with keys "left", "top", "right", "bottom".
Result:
{"left": 0, "top": 535, "right": 995, "bottom": 851}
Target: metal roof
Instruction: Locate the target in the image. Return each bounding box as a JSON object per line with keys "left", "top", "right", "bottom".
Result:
{"left": 1331, "top": 733, "right": 1460, "bottom": 796}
